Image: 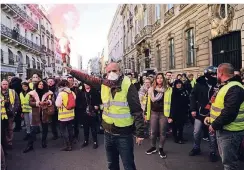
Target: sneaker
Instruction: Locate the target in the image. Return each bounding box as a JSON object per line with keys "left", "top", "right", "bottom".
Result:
{"left": 93, "top": 142, "right": 98, "bottom": 149}
{"left": 159, "top": 148, "right": 167, "bottom": 158}
{"left": 203, "top": 137, "right": 210, "bottom": 142}
{"left": 145, "top": 147, "right": 157, "bottom": 155}
{"left": 189, "top": 148, "right": 201, "bottom": 156}
{"left": 209, "top": 152, "right": 218, "bottom": 162}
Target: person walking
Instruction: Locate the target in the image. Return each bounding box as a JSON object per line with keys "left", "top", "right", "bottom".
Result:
{"left": 20, "top": 82, "right": 32, "bottom": 141}
{"left": 1, "top": 79, "right": 19, "bottom": 152}
{"left": 56, "top": 80, "right": 76, "bottom": 151}
{"left": 205, "top": 63, "right": 244, "bottom": 170}
{"left": 145, "top": 73, "right": 173, "bottom": 159}
{"left": 66, "top": 62, "right": 144, "bottom": 170}
{"left": 23, "top": 80, "right": 55, "bottom": 153}
{"left": 189, "top": 66, "right": 219, "bottom": 162}
{"left": 170, "top": 79, "right": 189, "bottom": 144}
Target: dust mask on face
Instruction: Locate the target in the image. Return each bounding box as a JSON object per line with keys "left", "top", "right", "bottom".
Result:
{"left": 107, "top": 72, "right": 119, "bottom": 80}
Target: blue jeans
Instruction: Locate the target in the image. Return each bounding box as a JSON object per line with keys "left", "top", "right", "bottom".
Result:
{"left": 193, "top": 119, "right": 217, "bottom": 153}
{"left": 216, "top": 130, "right": 244, "bottom": 170}
{"left": 104, "top": 131, "right": 136, "bottom": 170}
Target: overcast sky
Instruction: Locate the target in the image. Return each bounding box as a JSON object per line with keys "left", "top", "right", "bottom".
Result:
{"left": 47, "top": 4, "right": 118, "bottom": 69}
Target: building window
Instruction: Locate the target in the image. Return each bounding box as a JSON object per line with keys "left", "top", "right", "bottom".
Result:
{"left": 8, "top": 49, "right": 14, "bottom": 65}
{"left": 26, "top": 55, "right": 30, "bottom": 68}
{"left": 42, "top": 35, "right": 44, "bottom": 45}
{"left": 186, "top": 28, "right": 195, "bottom": 67}
{"left": 25, "top": 29, "right": 27, "bottom": 38}
{"left": 36, "top": 37, "right": 38, "bottom": 45}
{"left": 169, "top": 38, "right": 175, "bottom": 69}
{"left": 37, "top": 61, "right": 40, "bottom": 70}
{"left": 1, "top": 49, "right": 4, "bottom": 63}
{"left": 47, "top": 38, "right": 49, "bottom": 49}
{"left": 24, "top": 5, "right": 26, "bottom": 10}
{"left": 32, "top": 57, "right": 36, "bottom": 69}
{"left": 167, "top": 4, "right": 174, "bottom": 10}
{"left": 219, "top": 4, "right": 231, "bottom": 19}
{"left": 144, "top": 8, "right": 148, "bottom": 27}
{"left": 155, "top": 4, "right": 161, "bottom": 20}
{"left": 135, "top": 20, "right": 138, "bottom": 35}
{"left": 6, "top": 16, "right": 11, "bottom": 28}
{"left": 31, "top": 33, "right": 33, "bottom": 41}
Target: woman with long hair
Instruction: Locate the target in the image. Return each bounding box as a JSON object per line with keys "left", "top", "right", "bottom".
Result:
{"left": 23, "top": 80, "right": 54, "bottom": 153}
{"left": 145, "top": 73, "right": 173, "bottom": 159}
{"left": 20, "top": 82, "right": 32, "bottom": 141}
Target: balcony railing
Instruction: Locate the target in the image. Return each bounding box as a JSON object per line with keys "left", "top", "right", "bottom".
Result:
{"left": 134, "top": 25, "right": 153, "bottom": 44}
{"left": 41, "top": 24, "right": 45, "bottom": 31}
{"left": 46, "top": 30, "right": 50, "bottom": 36}
{"left": 152, "top": 19, "right": 161, "bottom": 33}
{"left": 179, "top": 4, "right": 188, "bottom": 10}
{"left": 164, "top": 7, "right": 175, "bottom": 22}
{"left": 41, "top": 45, "right": 46, "bottom": 52}
{"left": 6, "top": 4, "right": 38, "bottom": 30}
{"left": 1, "top": 24, "right": 41, "bottom": 52}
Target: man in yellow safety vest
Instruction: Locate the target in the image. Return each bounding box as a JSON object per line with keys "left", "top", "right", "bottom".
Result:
{"left": 205, "top": 63, "right": 244, "bottom": 170}
{"left": 66, "top": 62, "right": 144, "bottom": 170}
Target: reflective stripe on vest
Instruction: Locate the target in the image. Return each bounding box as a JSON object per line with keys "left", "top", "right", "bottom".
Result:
{"left": 58, "top": 91, "right": 75, "bottom": 120}
{"left": 20, "top": 92, "right": 31, "bottom": 113}
{"left": 210, "top": 81, "right": 244, "bottom": 131}
{"left": 146, "top": 87, "right": 172, "bottom": 120}
{"left": 1, "top": 89, "right": 15, "bottom": 120}
{"left": 101, "top": 76, "right": 134, "bottom": 128}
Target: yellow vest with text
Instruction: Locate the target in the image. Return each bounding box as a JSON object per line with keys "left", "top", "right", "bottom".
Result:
{"left": 146, "top": 87, "right": 173, "bottom": 121}
{"left": 210, "top": 81, "right": 244, "bottom": 131}
{"left": 1, "top": 89, "right": 15, "bottom": 120}
{"left": 101, "top": 76, "right": 134, "bottom": 127}
{"left": 20, "top": 92, "right": 32, "bottom": 113}
{"left": 58, "top": 91, "right": 75, "bottom": 120}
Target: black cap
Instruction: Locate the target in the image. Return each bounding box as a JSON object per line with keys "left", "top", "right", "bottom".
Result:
{"left": 204, "top": 66, "right": 217, "bottom": 78}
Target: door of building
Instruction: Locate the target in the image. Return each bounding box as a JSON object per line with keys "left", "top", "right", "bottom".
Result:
{"left": 212, "top": 31, "right": 242, "bottom": 70}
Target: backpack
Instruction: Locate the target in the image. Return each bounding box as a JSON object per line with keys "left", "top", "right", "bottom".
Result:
{"left": 63, "top": 91, "right": 76, "bottom": 110}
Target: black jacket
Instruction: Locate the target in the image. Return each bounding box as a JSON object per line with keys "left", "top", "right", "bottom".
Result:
{"left": 212, "top": 76, "right": 244, "bottom": 131}
{"left": 170, "top": 87, "right": 189, "bottom": 121}
{"left": 190, "top": 76, "right": 217, "bottom": 120}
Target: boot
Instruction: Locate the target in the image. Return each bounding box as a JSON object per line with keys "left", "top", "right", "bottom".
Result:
{"left": 23, "top": 134, "right": 30, "bottom": 141}
{"left": 81, "top": 141, "right": 88, "bottom": 148}
{"left": 42, "top": 140, "right": 47, "bottom": 148}
{"left": 23, "top": 143, "right": 34, "bottom": 153}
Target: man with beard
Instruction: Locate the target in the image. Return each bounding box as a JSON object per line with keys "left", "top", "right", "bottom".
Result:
{"left": 205, "top": 63, "right": 244, "bottom": 170}
{"left": 189, "top": 66, "right": 219, "bottom": 162}
{"left": 47, "top": 78, "right": 59, "bottom": 140}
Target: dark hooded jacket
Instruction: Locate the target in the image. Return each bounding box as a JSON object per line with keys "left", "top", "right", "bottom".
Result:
{"left": 190, "top": 75, "right": 217, "bottom": 120}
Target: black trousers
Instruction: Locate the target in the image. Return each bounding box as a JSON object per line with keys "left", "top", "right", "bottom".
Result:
{"left": 60, "top": 120, "right": 73, "bottom": 143}
{"left": 83, "top": 115, "right": 97, "bottom": 142}
{"left": 1, "top": 119, "right": 9, "bottom": 151}
{"left": 28, "top": 123, "right": 48, "bottom": 146}
{"left": 73, "top": 112, "right": 80, "bottom": 139}
{"left": 14, "top": 111, "right": 22, "bottom": 130}
{"left": 172, "top": 119, "right": 185, "bottom": 141}
{"left": 51, "top": 111, "right": 58, "bottom": 137}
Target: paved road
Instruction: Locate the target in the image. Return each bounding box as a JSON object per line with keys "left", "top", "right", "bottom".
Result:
{"left": 5, "top": 125, "right": 241, "bottom": 170}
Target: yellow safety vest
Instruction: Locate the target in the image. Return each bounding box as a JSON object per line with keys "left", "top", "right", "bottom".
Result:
{"left": 20, "top": 92, "right": 31, "bottom": 113}
{"left": 58, "top": 91, "right": 75, "bottom": 121}
{"left": 29, "top": 82, "right": 34, "bottom": 90}
{"left": 101, "top": 76, "right": 134, "bottom": 127}
{"left": 1, "top": 89, "right": 15, "bottom": 120}
{"left": 191, "top": 78, "right": 196, "bottom": 88}
{"left": 146, "top": 87, "right": 173, "bottom": 121}
{"left": 210, "top": 81, "right": 244, "bottom": 131}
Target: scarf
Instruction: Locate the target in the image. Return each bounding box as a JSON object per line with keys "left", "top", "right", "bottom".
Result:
{"left": 148, "top": 86, "right": 164, "bottom": 102}
{"left": 36, "top": 88, "right": 45, "bottom": 101}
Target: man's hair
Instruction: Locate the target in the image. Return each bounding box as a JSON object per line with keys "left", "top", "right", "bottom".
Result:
{"left": 58, "top": 79, "right": 70, "bottom": 87}
{"left": 165, "top": 71, "right": 172, "bottom": 75}
{"left": 188, "top": 73, "right": 194, "bottom": 77}
{"left": 127, "top": 73, "right": 132, "bottom": 76}
{"left": 32, "top": 73, "right": 40, "bottom": 77}
{"left": 67, "top": 76, "right": 74, "bottom": 80}
{"left": 218, "top": 63, "right": 234, "bottom": 75}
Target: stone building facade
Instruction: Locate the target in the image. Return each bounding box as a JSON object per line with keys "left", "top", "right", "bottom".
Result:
{"left": 119, "top": 4, "right": 244, "bottom": 76}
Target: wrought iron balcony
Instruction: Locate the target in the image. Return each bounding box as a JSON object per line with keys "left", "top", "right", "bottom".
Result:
{"left": 164, "top": 7, "right": 175, "bottom": 22}
{"left": 5, "top": 4, "right": 38, "bottom": 30}
{"left": 179, "top": 4, "right": 188, "bottom": 10}
{"left": 152, "top": 19, "right": 161, "bottom": 32}
{"left": 1, "top": 24, "right": 41, "bottom": 52}
{"left": 134, "top": 25, "right": 153, "bottom": 44}
{"left": 46, "top": 30, "right": 50, "bottom": 36}
{"left": 41, "top": 45, "right": 46, "bottom": 52}
{"left": 41, "top": 24, "right": 45, "bottom": 31}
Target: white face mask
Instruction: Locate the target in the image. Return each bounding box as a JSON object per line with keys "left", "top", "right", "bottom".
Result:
{"left": 107, "top": 72, "right": 119, "bottom": 80}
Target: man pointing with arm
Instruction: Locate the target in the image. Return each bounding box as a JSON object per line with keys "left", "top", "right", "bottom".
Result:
{"left": 66, "top": 62, "right": 144, "bottom": 170}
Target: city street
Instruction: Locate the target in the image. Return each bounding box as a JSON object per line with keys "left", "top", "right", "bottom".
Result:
{"left": 5, "top": 126, "right": 231, "bottom": 170}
